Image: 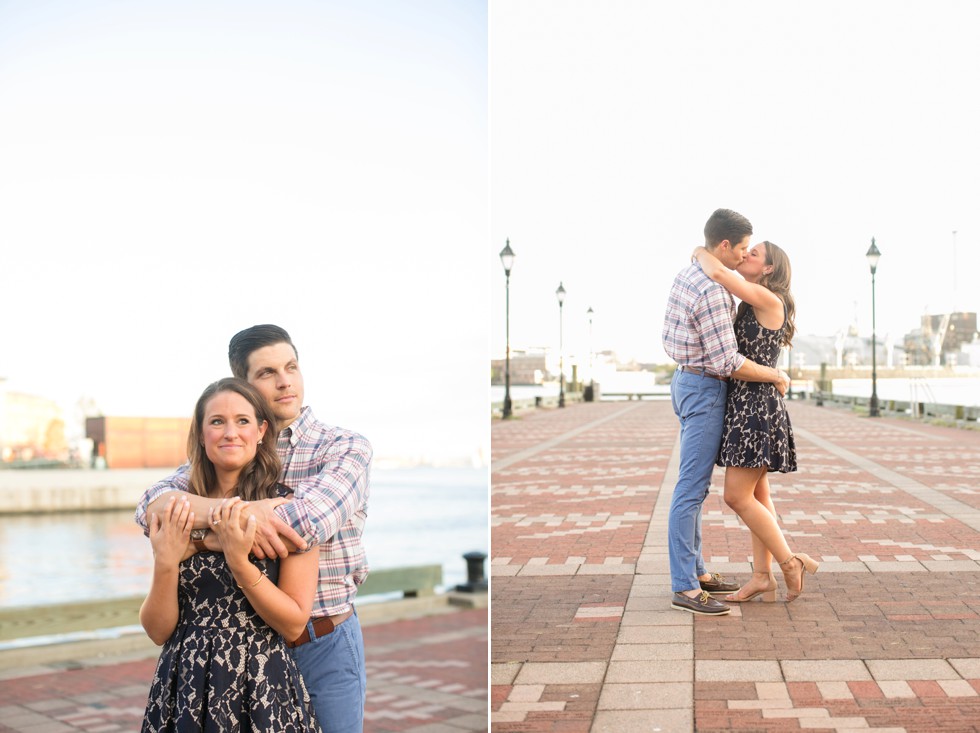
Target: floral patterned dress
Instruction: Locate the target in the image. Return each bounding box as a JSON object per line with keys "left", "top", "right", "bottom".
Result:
{"left": 142, "top": 496, "right": 321, "bottom": 732}
{"left": 717, "top": 303, "right": 797, "bottom": 473}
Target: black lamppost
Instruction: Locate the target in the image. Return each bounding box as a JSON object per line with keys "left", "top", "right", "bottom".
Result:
{"left": 500, "top": 240, "right": 515, "bottom": 419}
{"left": 866, "top": 238, "right": 881, "bottom": 417}
{"left": 556, "top": 282, "right": 566, "bottom": 408}
{"left": 587, "top": 306, "right": 594, "bottom": 389}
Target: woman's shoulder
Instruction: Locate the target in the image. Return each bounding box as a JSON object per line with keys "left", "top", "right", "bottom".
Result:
{"left": 742, "top": 296, "right": 786, "bottom": 333}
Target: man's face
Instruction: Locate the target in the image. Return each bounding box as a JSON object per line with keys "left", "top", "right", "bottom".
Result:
{"left": 245, "top": 342, "right": 305, "bottom": 429}
{"left": 717, "top": 235, "right": 751, "bottom": 269}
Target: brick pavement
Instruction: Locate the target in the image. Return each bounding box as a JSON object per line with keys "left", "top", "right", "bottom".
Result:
{"left": 0, "top": 606, "right": 487, "bottom": 732}
{"left": 491, "top": 400, "right": 980, "bottom": 732}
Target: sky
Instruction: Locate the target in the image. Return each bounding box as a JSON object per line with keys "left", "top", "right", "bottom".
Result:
{"left": 0, "top": 0, "right": 488, "bottom": 466}
{"left": 490, "top": 0, "right": 980, "bottom": 371}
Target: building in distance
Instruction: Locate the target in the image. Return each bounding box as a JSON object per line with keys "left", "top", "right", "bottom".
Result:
{"left": 86, "top": 416, "right": 190, "bottom": 469}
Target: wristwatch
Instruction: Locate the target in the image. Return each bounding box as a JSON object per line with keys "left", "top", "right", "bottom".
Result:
{"left": 190, "top": 528, "right": 210, "bottom": 553}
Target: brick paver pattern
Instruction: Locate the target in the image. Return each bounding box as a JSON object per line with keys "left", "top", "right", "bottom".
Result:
{"left": 491, "top": 400, "right": 980, "bottom": 732}
{"left": 0, "top": 607, "right": 488, "bottom": 733}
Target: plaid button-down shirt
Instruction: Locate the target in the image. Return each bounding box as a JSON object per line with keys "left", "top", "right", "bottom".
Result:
{"left": 662, "top": 261, "right": 745, "bottom": 376}
{"left": 135, "top": 405, "right": 371, "bottom": 617}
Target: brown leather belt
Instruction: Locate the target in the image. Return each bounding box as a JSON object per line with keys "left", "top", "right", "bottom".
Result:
{"left": 287, "top": 608, "right": 354, "bottom": 648}
{"left": 680, "top": 366, "right": 728, "bottom": 382}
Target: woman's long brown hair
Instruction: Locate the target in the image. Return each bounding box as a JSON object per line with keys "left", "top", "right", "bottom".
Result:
{"left": 736, "top": 240, "right": 796, "bottom": 347}
{"left": 185, "top": 377, "right": 282, "bottom": 501}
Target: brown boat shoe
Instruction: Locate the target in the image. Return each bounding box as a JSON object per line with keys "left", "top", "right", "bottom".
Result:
{"left": 699, "top": 572, "right": 741, "bottom": 596}
{"left": 671, "top": 591, "right": 731, "bottom": 616}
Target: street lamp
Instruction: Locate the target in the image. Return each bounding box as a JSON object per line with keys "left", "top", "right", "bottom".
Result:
{"left": 586, "top": 306, "right": 594, "bottom": 400}
{"left": 866, "top": 238, "right": 881, "bottom": 417}
{"left": 556, "top": 282, "right": 566, "bottom": 408}
{"left": 499, "top": 240, "right": 515, "bottom": 419}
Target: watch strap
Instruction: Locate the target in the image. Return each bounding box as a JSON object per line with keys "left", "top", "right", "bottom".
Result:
{"left": 191, "top": 528, "right": 210, "bottom": 553}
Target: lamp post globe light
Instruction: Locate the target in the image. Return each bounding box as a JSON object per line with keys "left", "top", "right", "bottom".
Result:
{"left": 499, "top": 240, "right": 515, "bottom": 419}
{"left": 866, "top": 238, "right": 881, "bottom": 418}
{"left": 556, "top": 282, "right": 566, "bottom": 408}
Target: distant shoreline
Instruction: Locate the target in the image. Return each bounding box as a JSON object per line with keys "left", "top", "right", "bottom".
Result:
{"left": 0, "top": 464, "right": 487, "bottom": 515}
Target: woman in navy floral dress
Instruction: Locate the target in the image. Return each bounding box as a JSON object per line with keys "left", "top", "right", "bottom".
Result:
{"left": 140, "top": 378, "right": 321, "bottom": 732}
{"left": 694, "top": 242, "right": 818, "bottom": 603}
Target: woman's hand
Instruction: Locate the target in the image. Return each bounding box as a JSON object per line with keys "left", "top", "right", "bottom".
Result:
{"left": 148, "top": 496, "right": 193, "bottom": 567}
{"left": 693, "top": 246, "right": 725, "bottom": 279}
{"left": 209, "top": 497, "right": 257, "bottom": 563}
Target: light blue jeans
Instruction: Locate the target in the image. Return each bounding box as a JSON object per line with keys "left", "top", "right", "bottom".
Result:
{"left": 668, "top": 369, "right": 728, "bottom": 593}
{"left": 290, "top": 610, "right": 367, "bottom": 733}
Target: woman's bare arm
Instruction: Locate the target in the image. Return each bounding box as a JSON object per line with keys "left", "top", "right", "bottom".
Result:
{"left": 139, "top": 497, "right": 193, "bottom": 645}
{"left": 213, "top": 499, "right": 318, "bottom": 642}
{"left": 147, "top": 491, "right": 306, "bottom": 559}
{"left": 692, "top": 247, "right": 784, "bottom": 327}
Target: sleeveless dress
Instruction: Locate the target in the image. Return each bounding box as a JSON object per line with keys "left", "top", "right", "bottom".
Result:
{"left": 717, "top": 303, "right": 797, "bottom": 472}
{"left": 142, "top": 489, "right": 321, "bottom": 732}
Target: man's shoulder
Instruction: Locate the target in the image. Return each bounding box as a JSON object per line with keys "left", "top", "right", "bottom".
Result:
{"left": 671, "top": 262, "right": 722, "bottom": 299}
{"left": 296, "top": 407, "right": 373, "bottom": 453}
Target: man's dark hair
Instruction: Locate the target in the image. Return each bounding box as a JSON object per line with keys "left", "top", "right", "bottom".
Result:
{"left": 228, "top": 324, "right": 298, "bottom": 380}
{"left": 704, "top": 208, "right": 753, "bottom": 249}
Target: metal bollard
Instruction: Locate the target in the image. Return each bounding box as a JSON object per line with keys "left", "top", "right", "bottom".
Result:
{"left": 455, "top": 551, "right": 488, "bottom": 593}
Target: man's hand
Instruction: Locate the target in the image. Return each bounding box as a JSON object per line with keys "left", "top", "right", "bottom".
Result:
{"left": 147, "top": 490, "right": 211, "bottom": 530}
{"left": 242, "top": 497, "right": 308, "bottom": 559}
{"left": 775, "top": 369, "right": 790, "bottom": 397}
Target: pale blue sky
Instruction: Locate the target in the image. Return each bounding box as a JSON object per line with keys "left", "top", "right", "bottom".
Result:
{"left": 491, "top": 1, "right": 980, "bottom": 368}
{"left": 0, "top": 0, "right": 488, "bottom": 465}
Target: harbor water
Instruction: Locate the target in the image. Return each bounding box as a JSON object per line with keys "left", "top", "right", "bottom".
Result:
{"left": 492, "top": 376, "right": 980, "bottom": 407}
{"left": 830, "top": 376, "right": 980, "bottom": 407}
{"left": 0, "top": 466, "right": 487, "bottom": 609}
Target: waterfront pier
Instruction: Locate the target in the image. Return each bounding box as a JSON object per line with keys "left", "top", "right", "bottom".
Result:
{"left": 0, "top": 590, "right": 487, "bottom": 733}
{"left": 0, "top": 469, "right": 162, "bottom": 514}
{"left": 491, "top": 400, "right": 980, "bottom": 731}
{"left": 0, "top": 468, "right": 489, "bottom": 732}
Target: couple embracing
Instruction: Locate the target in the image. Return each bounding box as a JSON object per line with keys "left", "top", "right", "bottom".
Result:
{"left": 135, "top": 325, "right": 370, "bottom": 732}
{"left": 662, "top": 208, "right": 819, "bottom": 617}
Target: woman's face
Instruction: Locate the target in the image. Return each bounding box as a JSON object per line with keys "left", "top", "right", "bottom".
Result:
{"left": 736, "top": 243, "right": 769, "bottom": 283}
{"left": 201, "top": 390, "right": 267, "bottom": 474}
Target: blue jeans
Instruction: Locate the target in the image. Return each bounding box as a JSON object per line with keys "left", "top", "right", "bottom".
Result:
{"left": 289, "top": 610, "right": 367, "bottom": 733}
{"left": 668, "top": 369, "right": 727, "bottom": 593}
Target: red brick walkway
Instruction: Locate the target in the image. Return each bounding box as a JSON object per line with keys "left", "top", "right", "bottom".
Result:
{"left": 491, "top": 400, "right": 980, "bottom": 732}
{"left": 0, "top": 606, "right": 487, "bottom": 732}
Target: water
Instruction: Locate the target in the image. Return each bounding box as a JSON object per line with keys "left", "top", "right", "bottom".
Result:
{"left": 492, "top": 376, "right": 980, "bottom": 407}
{"left": 490, "top": 384, "right": 558, "bottom": 402}
{"left": 830, "top": 376, "right": 980, "bottom": 407}
{"left": 0, "top": 466, "right": 487, "bottom": 609}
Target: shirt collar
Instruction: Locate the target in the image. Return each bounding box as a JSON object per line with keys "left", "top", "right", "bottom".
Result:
{"left": 280, "top": 405, "right": 315, "bottom": 447}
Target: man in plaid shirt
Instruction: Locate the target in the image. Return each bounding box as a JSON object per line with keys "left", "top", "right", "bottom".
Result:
{"left": 662, "top": 209, "right": 789, "bottom": 617}
{"left": 136, "top": 324, "right": 371, "bottom": 733}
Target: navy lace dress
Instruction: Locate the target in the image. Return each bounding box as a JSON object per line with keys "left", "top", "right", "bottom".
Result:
{"left": 142, "top": 502, "right": 321, "bottom": 732}
{"left": 717, "top": 304, "right": 797, "bottom": 472}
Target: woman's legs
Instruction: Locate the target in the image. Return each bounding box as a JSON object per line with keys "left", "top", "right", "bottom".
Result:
{"left": 724, "top": 466, "right": 801, "bottom": 596}
{"left": 750, "top": 473, "right": 776, "bottom": 574}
